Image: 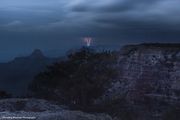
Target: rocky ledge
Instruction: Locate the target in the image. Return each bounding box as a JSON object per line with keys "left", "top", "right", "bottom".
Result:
{"left": 0, "top": 99, "right": 112, "bottom": 120}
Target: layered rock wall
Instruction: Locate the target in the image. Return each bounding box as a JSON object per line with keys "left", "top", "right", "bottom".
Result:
{"left": 101, "top": 44, "right": 180, "bottom": 103}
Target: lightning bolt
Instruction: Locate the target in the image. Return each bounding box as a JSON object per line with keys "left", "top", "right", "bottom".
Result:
{"left": 83, "top": 37, "right": 92, "bottom": 47}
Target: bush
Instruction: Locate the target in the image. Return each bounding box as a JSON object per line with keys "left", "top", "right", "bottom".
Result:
{"left": 29, "top": 47, "right": 118, "bottom": 108}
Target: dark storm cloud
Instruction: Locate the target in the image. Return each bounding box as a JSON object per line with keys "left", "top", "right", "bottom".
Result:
{"left": 67, "top": 0, "right": 180, "bottom": 43}
{"left": 1, "top": 0, "right": 180, "bottom": 36}
{"left": 0, "top": 0, "right": 180, "bottom": 61}
{"left": 71, "top": 0, "right": 159, "bottom": 13}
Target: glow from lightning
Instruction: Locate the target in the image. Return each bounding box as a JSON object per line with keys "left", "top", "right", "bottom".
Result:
{"left": 83, "top": 37, "right": 92, "bottom": 47}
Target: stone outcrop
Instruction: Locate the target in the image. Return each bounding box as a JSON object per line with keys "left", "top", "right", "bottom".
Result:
{"left": 119, "top": 44, "right": 180, "bottom": 101}
{"left": 98, "top": 43, "right": 180, "bottom": 103}
{"left": 94, "top": 43, "right": 180, "bottom": 120}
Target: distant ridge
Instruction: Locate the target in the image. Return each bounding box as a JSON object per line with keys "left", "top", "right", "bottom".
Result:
{"left": 0, "top": 49, "right": 63, "bottom": 96}
{"left": 30, "top": 49, "right": 45, "bottom": 58}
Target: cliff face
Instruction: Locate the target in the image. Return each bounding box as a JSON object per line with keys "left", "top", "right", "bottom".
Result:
{"left": 93, "top": 44, "right": 180, "bottom": 120}
{"left": 100, "top": 44, "right": 180, "bottom": 103}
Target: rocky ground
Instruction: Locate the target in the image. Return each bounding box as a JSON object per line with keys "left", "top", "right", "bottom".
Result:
{"left": 0, "top": 98, "right": 112, "bottom": 120}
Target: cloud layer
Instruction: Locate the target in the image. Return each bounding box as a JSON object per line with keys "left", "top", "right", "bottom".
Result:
{"left": 0, "top": 0, "right": 180, "bottom": 60}
{"left": 1, "top": 0, "right": 180, "bottom": 35}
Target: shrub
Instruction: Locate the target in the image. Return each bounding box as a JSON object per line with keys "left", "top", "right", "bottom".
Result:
{"left": 29, "top": 47, "right": 118, "bottom": 108}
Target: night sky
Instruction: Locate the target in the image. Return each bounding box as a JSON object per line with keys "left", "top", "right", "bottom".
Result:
{"left": 0, "top": 0, "right": 180, "bottom": 61}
